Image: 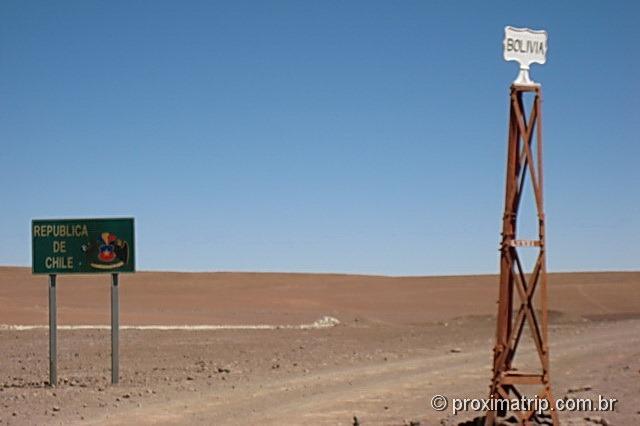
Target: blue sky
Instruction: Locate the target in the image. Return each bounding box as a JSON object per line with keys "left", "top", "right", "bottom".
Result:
{"left": 1, "top": 1, "right": 638, "bottom": 275}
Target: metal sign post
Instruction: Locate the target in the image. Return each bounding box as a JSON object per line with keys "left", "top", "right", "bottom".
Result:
{"left": 485, "top": 28, "right": 558, "bottom": 425}
{"left": 32, "top": 218, "right": 135, "bottom": 387}
{"left": 111, "top": 273, "right": 119, "bottom": 384}
{"left": 48, "top": 274, "right": 57, "bottom": 387}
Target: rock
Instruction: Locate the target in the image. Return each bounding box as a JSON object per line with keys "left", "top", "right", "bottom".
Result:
{"left": 565, "top": 418, "right": 588, "bottom": 426}
{"left": 52, "top": 406, "right": 60, "bottom": 412}
{"left": 186, "top": 376, "right": 194, "bottom": 381}
{"left": 352, "top": 416, "right": 360, "bottom": 426}
{"left": 567, "top": 385, "right": 592, "bottom": 393}
{"left": 584, "top": 416, "right": 609, "bottom": 425}
{"left": 450, "top": 348, "right": 462, "bottom": 353}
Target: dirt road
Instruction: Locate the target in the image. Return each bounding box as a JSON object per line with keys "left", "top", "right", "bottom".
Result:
{"left": 2, "top": 317, "right": 639, "bottom": 425}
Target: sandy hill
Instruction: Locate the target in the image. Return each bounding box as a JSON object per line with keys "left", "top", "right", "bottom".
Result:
{"left": 0, "top": 267, "right": 638, "bottom": 325}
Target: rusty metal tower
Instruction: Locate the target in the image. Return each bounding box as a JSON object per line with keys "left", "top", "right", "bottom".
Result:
{"left": 485, "top": 84, "right": 559, "bottom": 425}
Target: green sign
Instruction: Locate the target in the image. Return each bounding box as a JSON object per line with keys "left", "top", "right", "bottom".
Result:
{"left": 32, "top": 218, "right": 135, "bottom": 274}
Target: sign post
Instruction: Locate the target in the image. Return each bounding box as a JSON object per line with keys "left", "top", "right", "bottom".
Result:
{"left": 48, "top": 274, "right": 57, "bottom": 386}
{"left": 111, "top": 273, "right": 119, "bottom": 384}
{"left": 32, "top": 218, "right": 135, "bottom": 387}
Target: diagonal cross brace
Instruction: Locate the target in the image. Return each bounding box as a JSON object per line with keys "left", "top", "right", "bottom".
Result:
{"left": 486, "top": 86, "right": 558, "bottom": 426}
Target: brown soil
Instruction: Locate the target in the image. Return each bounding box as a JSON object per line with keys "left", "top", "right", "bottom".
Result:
{"left": 1, "top": 267, "right": 639, "bottom": 425}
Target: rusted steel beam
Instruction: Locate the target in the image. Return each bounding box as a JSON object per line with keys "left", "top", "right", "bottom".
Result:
{"left": 486, "top": 85, "right": 558, "bottom": 425}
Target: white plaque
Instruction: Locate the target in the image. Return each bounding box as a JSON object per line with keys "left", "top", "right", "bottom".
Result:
{"left": 503, "top": 26, "right": 548, "bottom": 86}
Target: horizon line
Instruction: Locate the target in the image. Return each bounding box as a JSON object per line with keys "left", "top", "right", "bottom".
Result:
{"left": 0, "top": 264, "right": 638, "bottom": 279}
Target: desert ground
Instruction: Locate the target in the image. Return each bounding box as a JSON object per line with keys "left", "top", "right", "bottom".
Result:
{"left": 0, "top": 267, "right": 639, "bottom": 425}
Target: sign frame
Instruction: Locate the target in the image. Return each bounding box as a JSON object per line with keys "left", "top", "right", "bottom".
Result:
{"left": 503, "top": 26, "right": 548, "bottom": 86}
{"left": 32, "top": 217, "right": 135, "bottom": 275}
